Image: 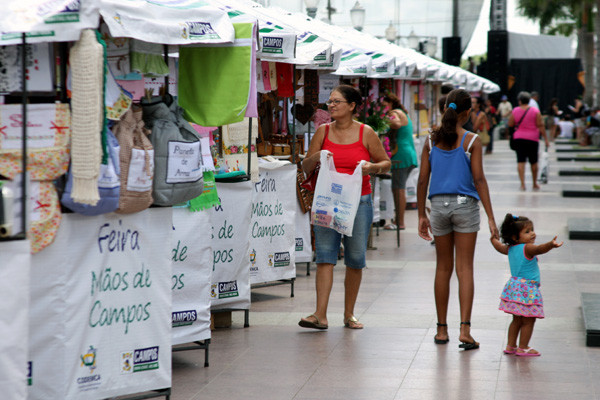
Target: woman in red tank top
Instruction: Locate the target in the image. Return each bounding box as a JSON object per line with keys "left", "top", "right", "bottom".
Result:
{"left": 299, "top": 85, "right": 390, "bottom": 330}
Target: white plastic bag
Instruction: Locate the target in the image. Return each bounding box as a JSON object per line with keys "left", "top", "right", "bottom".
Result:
{"left": 405, "top": 167, "right": 419, "bottom": 203}
{"left": 310, "top": 151, "right": 365, "bottom": 236}
{"left": 538, "top": 149, "right": 549, "bottom": 184}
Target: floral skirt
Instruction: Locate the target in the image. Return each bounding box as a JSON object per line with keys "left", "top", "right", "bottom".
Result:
{"left": 498, "top": 276, "right": 544, "bottom": 318}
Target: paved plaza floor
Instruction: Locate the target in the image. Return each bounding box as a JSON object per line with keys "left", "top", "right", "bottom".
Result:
{"left": 171, "top": 140, "right": 600, "bottom": 400}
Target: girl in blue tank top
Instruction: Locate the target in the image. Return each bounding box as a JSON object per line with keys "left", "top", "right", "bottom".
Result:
{"left": 417, "top": 89, "right": 499, "bottom": 351}
{"left": 491, "top": 214, "right": 563, "bottom": 357}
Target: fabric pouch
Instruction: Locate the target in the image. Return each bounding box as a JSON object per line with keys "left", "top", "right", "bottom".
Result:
{"left": 141, "top": 95, "right": 204, "bottom": 206}
{"left": 61, "top": 126, "right": 121, "bottom": 215}
{"left": 113, "top": 106, "right": 154, "bottom": 214}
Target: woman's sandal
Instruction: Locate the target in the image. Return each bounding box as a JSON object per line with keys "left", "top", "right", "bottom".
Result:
{"left": 434, "top": 323, "right": 449, "bottom": 344}
{"left": 344, "top": 316, "right": 364, "bottom": 329}
{"left": 503, "top": 345, "right": 517, "bottom": 355}
{"left": 458, "top": 321, "right": 480, "bottom": 351}
{"left": 516, "top": 347, "right": 541, "bottom": 357}
{"left": 298, "top": 314, "right": 328, "bottom": 330}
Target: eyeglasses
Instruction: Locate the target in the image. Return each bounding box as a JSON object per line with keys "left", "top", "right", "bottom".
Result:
{"left": 325, "top": 99, "right": 348, "bottom": 106}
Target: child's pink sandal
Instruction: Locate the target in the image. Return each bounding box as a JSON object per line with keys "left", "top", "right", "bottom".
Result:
{"left": 516, "top": 347, "right": 541, "bottom": 357}
{"left": 503, "top": 345, "right": 517, "bottom": 355}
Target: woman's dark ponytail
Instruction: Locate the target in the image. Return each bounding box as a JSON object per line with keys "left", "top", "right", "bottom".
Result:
{"left": 432, "top": 89, "right": 471, "bottom": 147}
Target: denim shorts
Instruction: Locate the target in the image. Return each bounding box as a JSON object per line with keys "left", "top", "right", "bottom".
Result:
{"left": 314, "top": 194, "right": 373, "bottom": 269}
{"left": 430, "top": 194, "right": 480, "bottom": 236}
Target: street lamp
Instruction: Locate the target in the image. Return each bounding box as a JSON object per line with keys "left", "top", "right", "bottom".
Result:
{"left": 407, "top": 29, "right": 419, "bottom": 50}
{"left": 350, "top": 1, "right": 366, "bottom": 31}
{"left": 304, "top": 0, "right": 319, "bottom": 19}
{"left": 425, "top": 38, "right": 437, "bottom": 57}
{"left": 385, "top": 21, "right": 397, "bottom": 43}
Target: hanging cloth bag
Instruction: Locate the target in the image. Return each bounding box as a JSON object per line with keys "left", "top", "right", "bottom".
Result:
{"left": 113, "top": 106, "right": 154, "bottom": 214}
{"left": 310, "top": 150, "right": 365, "bottom": 236}
{"left": 61, "top": 126, "right": 121, "bottom": 215}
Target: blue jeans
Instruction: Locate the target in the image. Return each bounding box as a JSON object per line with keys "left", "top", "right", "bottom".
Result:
{"left": 314, "top": 194, "right": 373, "bottom": 269}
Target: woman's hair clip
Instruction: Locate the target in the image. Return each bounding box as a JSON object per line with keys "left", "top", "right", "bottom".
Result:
{"left": 512, "top": 215, "right": 519, "bottom": 220}
{"left": 447, "top": 102, "right": 457, "bottom": 110}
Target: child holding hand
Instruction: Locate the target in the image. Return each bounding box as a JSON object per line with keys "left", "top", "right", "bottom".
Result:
{"left": 491, "top": 214, "right": 563, "bottom": 357}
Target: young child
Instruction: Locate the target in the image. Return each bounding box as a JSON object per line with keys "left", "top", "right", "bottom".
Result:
{"left": 491, "top": 214, "right": 563, "bottom": 357}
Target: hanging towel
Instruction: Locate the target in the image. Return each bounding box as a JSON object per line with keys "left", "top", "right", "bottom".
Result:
{"left": 130, "top": 39, "right": 169, "bottom": 77}
{"left": 179, "top": 22, "right": 254, "bottom": 127}
{"left": 268, "top": 61, "right": 278, "bottom": 91}
{"left": 261, "top": 61, "right": 271, "bottom": 92}
{"left": 276, "top": 62, "right": 294, "bottom": 97}
{"left": 245, "top": 24, "right": 258, "bottom": 118}
{"left": 69, "top": 29, "right": 104, "bottom": 206}
{"left": 257, "top": 60, "right": 268, "bottom": 93}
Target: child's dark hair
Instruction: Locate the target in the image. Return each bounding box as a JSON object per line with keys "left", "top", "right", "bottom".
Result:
{"left": 431, "top": 89, "right": 471, "bottom": 147}
{"left": 500, "top": 213, "right": 532, "bottom": 245}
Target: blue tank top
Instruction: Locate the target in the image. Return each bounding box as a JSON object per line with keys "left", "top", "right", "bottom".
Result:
{"left": 508, "top": 243, "right": 541, "bottom": 282}
{"left": 428, "top": 132, "right": 480, "bottom": 200}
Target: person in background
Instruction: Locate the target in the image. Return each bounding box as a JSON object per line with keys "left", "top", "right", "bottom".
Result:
{"left": 381, "top": 93, "right": 418, "bottom": 231}
{"left": 491, "top": 214, "right": 563, "bottom": 357}
{"left": 547, "top": 98, "right": 561, "bottom": 141}
{"left": 470, "top": 97, "right": 489, "bottom": 149}
{"left": 556, "top": 114, "right": 575, "bottom": 139}
{"left": 484, "top": 98, "right": 497, "bottom": 154}
{"left": 529, "top": 91, "right": 540, "bottom": 110}
{"left": 299, "top": 84, "right": 391, "bottom": 331}
{"left": 569, "top": 96, "right": 588, "bottom": 145}
{"left": 417, "top": 89, "right": 498, "bottom": 351}
{"left": 497, "top": 95, "right": 513, "bottom": 139}
{"left": 508, "top": 91, "right": 550, "bottom": 191}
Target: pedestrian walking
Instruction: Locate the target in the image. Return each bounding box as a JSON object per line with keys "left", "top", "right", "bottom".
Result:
{"left": 508, "top": 91, "right": 550, "bottom": 191}
{"left": 417, "top": 89, "right": 498, "bottom": 350}
{"left": 381, "top": 93, "right": 417, "bottom": 231}
{"left": 299, "top": 84, "right": 391, "bottom": 330}
{"left": 496, "top": 95, "right": 513, "bottom": 139}
{"left": 491, "top": 214, "right": 563, "bottom": 357}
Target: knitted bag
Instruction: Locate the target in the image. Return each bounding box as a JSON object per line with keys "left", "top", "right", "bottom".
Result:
{"left": 69, "top": 29, "right": 104, "bottom": 206}
{"left": 113, "top": 106, "right": 154, "bottom": 214}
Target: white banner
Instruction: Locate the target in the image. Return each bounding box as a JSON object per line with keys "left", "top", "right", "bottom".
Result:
{"left": 0, "top": 240, "right": 30, "bottom": 400}
{"left": 0, "top": 0, "right": 100, "bottom": 45}
{"left": 100, "top": 0, "right": 235, "bottom": 45}
{"left": 171, "top": 207, "right": 211, "bottom": 345}
{"left": 209, "top": 181, "right": 252, "bottom": 310}
{"left": 249, "top": 164, "right": 296, "bottom": 284}
{"left": 29, "top": 209, "right": 172, "bottom": 400}
{"left": 294, "top": 198, "right": 312, "bottom": 264}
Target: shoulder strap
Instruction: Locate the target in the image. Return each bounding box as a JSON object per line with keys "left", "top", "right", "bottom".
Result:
{"left": 460, "top": 131, "right": 468, "bottom": 146}
{"left": 466, "top": 132, "right": 477, "bottom": 152}
{"left": 324, "top": 123, "right": 330, "bottom": 139}
{"left": 515, "top": 107, "right": 530, "bottom": 129}
{"left": 359, "top": 123, "right": 365, "bottom": 140}
{"left": 428, "top": 135, "right": 433, "bottom": 151}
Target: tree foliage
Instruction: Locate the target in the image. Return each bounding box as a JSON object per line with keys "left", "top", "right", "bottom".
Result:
{"left": 516, "top": 0, "right": 592, "bottom": 35}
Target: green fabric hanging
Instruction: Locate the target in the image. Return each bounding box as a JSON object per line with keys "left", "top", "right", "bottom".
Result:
{"left": 178, "top": 23, "right": 252, "bottom": 127}
{"left": 189, "top": 171, "right": 220, "bottom": 212}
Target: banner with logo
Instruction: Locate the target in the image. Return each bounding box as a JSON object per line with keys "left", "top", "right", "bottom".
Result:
{"left": 0, "top": 240, "right": 30, "bottom": 400}
{"left": 171, "top": 207, "right": 212, "bottom": 345}
{"left": 249, "top": 163, "right": 296, "bottom": 284}
{"left": 28, "top": 209, "right": 172, "bottom": 400}
{"left": 294, "top": 198, "right": 312, "bottom": 263}
{"left": 1, "top": 0, "right": 100, "bottom": 45}
{"left": 209, "top": 181, "right": 252, "bottom": 310}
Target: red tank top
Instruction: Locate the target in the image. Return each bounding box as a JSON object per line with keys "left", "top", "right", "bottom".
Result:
{"left": 322, "top": 123, "right": 372, "bottom": 195}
